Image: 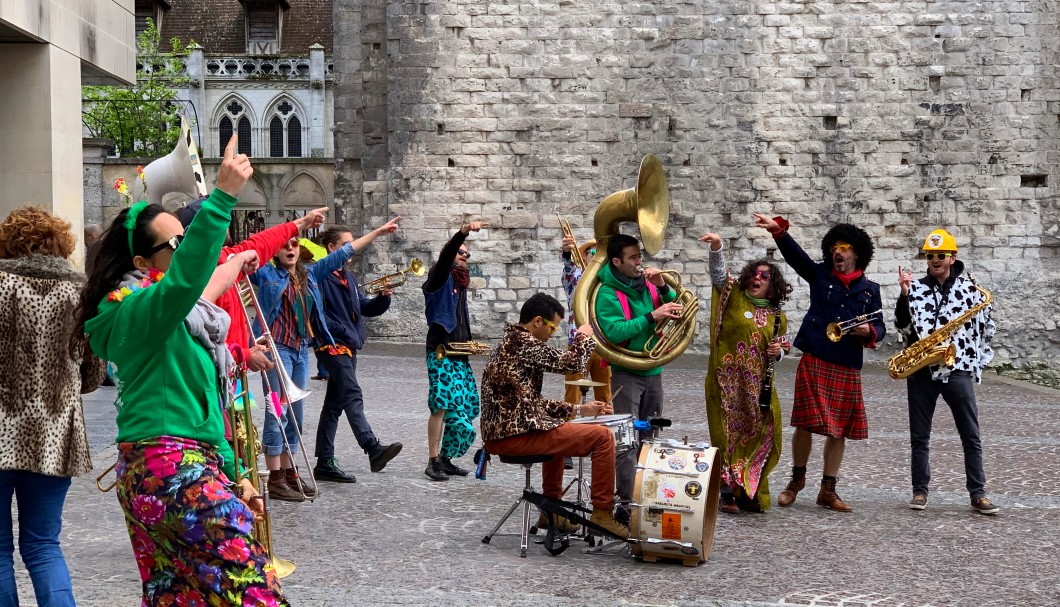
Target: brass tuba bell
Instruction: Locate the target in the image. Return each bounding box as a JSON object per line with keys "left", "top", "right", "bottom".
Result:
{"left": 572, "top": 155, "right": 698, "bottom": 371}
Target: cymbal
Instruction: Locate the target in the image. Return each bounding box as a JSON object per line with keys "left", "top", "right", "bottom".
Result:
{"left": 564, "top": 379, "right": 606, "bottom": 387}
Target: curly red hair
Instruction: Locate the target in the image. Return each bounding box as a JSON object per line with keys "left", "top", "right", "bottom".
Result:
{"left": 0, "top": 206, "right": 76, "bottom": 259}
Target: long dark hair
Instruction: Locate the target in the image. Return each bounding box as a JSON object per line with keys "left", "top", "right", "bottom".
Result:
{"left": 72, "top": 204, "right": 167, "bottom": 355}
{"left": 737, "top": 259, "right": 793, "bottom": 308}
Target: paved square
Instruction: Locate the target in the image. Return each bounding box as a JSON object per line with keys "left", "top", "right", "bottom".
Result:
{"left": 23, "top": 345, "right": 1060, "bottom": 606}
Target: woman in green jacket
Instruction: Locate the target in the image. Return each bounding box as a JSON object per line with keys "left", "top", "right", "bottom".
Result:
{"left": 74, "top": 138, "right": 289, "bottom": 606}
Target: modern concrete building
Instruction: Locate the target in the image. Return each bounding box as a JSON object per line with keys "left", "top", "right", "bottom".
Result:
{"left": 0, "top": 0, "right": 136, "bottom": 261}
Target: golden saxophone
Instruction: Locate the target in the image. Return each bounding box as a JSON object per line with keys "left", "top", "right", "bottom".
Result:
{"left": 887, "top": 276, "right": 992, "bottom": 380}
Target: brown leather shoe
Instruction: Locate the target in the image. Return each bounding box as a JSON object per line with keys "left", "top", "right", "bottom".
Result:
{"left": 816, "top": 477, "right": 852, "bottom": 512}
{"left": 284, "top": 468, "right": 317, "bottom": 499}
{"left": 536, "top": 512, "right": 580, "bottom": 533}
{"left": 267, "top": 470, "right": 305, "bottom": 502}
{"left": 777, "top": 469, "right": 806, "bottom": 507}
{"left": 590, "top": 509, "right": 630, "bottom": 539}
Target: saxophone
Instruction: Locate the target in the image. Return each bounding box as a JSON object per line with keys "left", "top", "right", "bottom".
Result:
{"left": 887, "top": 276, "right": 992, "bottom": 380}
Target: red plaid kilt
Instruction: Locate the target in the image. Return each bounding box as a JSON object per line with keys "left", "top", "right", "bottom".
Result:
{"left": 791, "top": 353, "right": 868, "bottom": 440}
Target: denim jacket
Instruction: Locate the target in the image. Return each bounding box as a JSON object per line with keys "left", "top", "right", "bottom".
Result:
{"left": 249, "top": 242, "right": 355, "bottom": 348}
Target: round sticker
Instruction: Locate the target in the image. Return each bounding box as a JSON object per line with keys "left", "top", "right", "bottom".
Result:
{"left": 667, "top": 456, "right": 687, "bottom": 471}
{"left": 684, "top": 481, "right": 703, "bottom": 498}
{"left": 744, "top": 311, "right": 754, "bottom": 319}
{"left": 695, "top": 461, "right": 709, "bottom": 473}
{"left": 658, "top": 483, "right": 677, "bottom": 500}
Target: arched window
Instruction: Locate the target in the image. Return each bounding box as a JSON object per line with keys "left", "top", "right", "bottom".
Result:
{"left": 267, "top": 99, "right": 303, "bottom": 158}
{"left": 217, "top": 99, "right": 252, "bottom": 156}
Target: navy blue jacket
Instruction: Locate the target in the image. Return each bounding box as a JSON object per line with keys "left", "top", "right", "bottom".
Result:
{"left": 318, "top": 267, "right": 391, "bottom": 351}
{"left": 775, "top": 232, "right": 885, "bottom": 370}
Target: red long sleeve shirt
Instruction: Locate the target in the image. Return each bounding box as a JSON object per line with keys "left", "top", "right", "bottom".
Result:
{"left": 217, "top": 222, "right": 299, "bottom": 362}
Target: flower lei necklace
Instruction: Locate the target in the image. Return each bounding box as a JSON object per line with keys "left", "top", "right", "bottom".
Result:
{"left": 107, "top": 268, "right": 165, "bottom": 302}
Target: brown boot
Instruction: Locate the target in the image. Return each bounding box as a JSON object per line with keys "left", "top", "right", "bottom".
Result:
{"left": 284, "top": 468, "right": 317, "bottom": 499}
{"left": 777, "top": 467, "right": 806, "bottom": 507}
{"left": 267, "top": 470, "right": 305, "bottom": 502}
{"left": 816, "top": 477, "right": 852, "bottom": 512}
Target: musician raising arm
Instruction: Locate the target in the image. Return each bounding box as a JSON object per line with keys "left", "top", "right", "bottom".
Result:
{"left": 895, "top": 229, "right": 998, "bottom": 514}
{"left": 74, "top": 137, "right": 290, "bottom": 606}
{"left": 753, "top": 214, "right": 885, "bottom": 513}
{"left": 481, "top": 293, "right": 630, "bottom": 538}
{"left": 422, "top": 221, "right": 487, "bottom": 481}
{"left": 699, "top": 232, "right": 791, "bottom": 514}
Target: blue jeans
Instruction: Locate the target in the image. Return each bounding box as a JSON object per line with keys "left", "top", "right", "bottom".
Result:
{"left": 0, "top": 472, "right": 74, "bottom": 607}
{"left": 261, "top": 343, "right": 309, "bottom": 457}
{"left": 315, "top": 351, "right": 378, "bottom": 459}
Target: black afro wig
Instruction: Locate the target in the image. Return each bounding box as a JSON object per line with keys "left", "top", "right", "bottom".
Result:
{"left": 821, "top": 223, "right": 874, "bottom": 271}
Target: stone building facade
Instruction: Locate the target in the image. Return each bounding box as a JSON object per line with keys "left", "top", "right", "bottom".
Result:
{"left": 332, "top": 0, "right": 1059, "bottom": 376}
{"left": 85, "top": 0, "right": 335, "bottom": 239}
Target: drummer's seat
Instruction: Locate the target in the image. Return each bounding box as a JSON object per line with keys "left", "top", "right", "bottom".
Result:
{"left": 481, "top": 453, "right": 553, "bottom": 557}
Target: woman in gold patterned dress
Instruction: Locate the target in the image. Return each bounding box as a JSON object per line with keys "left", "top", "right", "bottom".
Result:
{"left": 700, "top": 232, "right": 791, "bottom": 513}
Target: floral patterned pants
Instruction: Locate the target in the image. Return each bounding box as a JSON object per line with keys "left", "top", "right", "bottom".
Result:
{"left": 115, "top": 436, "right": 289, "bottom": 607}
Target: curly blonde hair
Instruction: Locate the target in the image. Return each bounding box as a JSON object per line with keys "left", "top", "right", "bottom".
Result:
{"left": 0, "top": 206, "right": 76, "bottom": 259}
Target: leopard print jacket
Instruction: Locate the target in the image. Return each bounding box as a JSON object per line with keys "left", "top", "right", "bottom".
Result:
{"left": 480, "top": 323, "right": 595, "bottom": 441}
{"left": 0, "top": 255, "right": 105, "bottom": 477}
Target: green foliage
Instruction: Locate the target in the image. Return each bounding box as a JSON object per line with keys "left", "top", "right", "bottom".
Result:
{"left": 82, "top": 20, "right": 196, "bottom": 157}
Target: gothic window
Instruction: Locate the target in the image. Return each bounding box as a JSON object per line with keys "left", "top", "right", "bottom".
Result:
{"left": 218, "top": 99, "right": 252, "bottom": 156}
{"left": 267, "top": 99, "right": 303, "bottom": 157}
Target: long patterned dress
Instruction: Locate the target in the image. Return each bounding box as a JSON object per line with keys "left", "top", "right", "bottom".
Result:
{"left": 704, "top": 250, "right": 787, "bottom": 511}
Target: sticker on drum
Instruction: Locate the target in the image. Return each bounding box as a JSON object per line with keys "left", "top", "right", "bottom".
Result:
{"left": 685, "top": 481, "right": 703, "bottom": 498}
{"left": 695, "top": 461, "right": 709, "bottom": 472}
{"left": 661, "top": 513, "right": 682, "bottom": 540}
{"left": 658, "top": 482, "right": 678, "bottom": 500}
{"left": 667, "top": 455, "right": 687, "bottom": 471}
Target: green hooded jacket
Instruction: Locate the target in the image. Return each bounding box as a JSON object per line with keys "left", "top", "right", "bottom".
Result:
{"left": 86, "top": 189, "right": 239, "bottom": 480}
{"left": 593, "top": 263, "right": 677, "bottom": 376}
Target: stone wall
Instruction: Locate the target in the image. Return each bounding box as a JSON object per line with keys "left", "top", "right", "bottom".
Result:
{"left": 334, "top": 0, "right": 1059, "bottom": 370}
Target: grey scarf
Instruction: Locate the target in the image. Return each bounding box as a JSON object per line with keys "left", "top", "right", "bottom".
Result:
{"left": 117, "top": 270, "right": 235, "bottom": 382}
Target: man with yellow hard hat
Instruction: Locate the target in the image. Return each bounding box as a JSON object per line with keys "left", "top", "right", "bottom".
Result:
{"left": 895, "top": 229, "right": 998, "bottom": 514}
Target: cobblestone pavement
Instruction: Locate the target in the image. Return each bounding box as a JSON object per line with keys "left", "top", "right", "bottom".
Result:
{"left": 14, "top": 346, "right": 1059, "bottom": 606}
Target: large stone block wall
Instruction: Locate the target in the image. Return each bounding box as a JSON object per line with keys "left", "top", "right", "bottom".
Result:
{"left": 334, "top": 0, "right": 1060, "bottom": 371}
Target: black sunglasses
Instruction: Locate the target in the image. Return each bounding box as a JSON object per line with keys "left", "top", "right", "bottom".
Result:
{"left": 146, "top": 234, "right": 184, "bottom": 256}
{"left": 457, "top": 249, "right": 471, "bottom": 258}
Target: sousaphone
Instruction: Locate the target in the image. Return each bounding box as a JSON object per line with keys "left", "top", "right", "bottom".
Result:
{"left": 572, "top": 155, "right": 698, "bottom": 371}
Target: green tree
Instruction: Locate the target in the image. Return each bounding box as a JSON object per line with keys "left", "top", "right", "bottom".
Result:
{"left": 82, "top": 20, "right": 195, "bottom": 157}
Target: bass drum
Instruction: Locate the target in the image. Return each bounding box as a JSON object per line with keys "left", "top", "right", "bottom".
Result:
{"left": 630, "top": 440, "right": 721, "bottom": 567}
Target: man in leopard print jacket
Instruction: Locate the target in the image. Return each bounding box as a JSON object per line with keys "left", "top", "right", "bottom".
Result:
{"left": 895, "top": 228, "right": 998, "bottom": 515}
{"left": 481, "top": 293, "right": 630, "bottom": 538}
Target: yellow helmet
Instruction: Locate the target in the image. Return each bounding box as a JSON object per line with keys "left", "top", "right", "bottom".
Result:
{"left": 922, "top": 229, "right": 957, "bottom": 253}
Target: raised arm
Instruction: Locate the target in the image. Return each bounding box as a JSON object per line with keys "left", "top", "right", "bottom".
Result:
{"left": 699, "top": 232, "right": 727, "bottom": 288}
{"left": 754, "top": 213, "right": 818, "bottom": 281}
{"left": 115, "top": 137, "right": 252, "bottom": 342}
{"left": 351, "top": 216, "right": 401, "bottom": 253}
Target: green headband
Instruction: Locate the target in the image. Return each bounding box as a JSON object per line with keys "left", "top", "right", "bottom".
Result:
{"left": 124, "top": 201, "right": 149, "bottom": 256}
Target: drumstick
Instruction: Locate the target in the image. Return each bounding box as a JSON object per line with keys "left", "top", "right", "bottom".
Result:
{"left": 597, "top": 386, "right": 623, "bottom": 418}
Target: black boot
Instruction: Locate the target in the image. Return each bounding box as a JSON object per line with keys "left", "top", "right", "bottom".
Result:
{"left": 368, "top": 442, "right": 403, "bottom": 473}
{"left": 313, "top": 457, "right": 357, "bottom": 483}
{"left": 425, "top": 457, "right": 449, "bottom": 481}
{"left": 439, "top": 456, "right": 469, "bottom": 477}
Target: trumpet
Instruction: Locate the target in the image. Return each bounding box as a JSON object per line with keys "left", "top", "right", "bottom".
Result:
{"left": 825, "top": 309, "right": 883, "bottom": 342}
{"left": 558, "top": 215, "right": 586, "bottom": 271}
{"left": 360, "top": 258, "right": 425, "bottom": 295}
{"left": 435, "top": 341, "right": 492, "bottom": 360}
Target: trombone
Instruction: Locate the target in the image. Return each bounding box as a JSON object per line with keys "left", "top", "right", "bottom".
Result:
{"left": 360, "top": 258, "right": 425, "bottom": 295}
{"left": 825, "top": 309, "right": 883, "bottom": 342}
{"left": 435, "top": 341, "right": 492, "bottom": 360}
{"left": 236, "top": 277, "right": 317, "bottom": 499}
{"left": 558, "top": 215, "right": 586, "bottom": 271}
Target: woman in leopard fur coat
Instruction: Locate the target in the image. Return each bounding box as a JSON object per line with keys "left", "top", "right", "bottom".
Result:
{"left": 0, "top": 206, "right": 104, "bottom": 607}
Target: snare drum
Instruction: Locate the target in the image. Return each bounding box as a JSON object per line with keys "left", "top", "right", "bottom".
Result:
{"left": 630, "top": 440, "right": 721, "bottom": 566}
{"left": 568, "top": 414, "right": 636, "bottom": 452}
